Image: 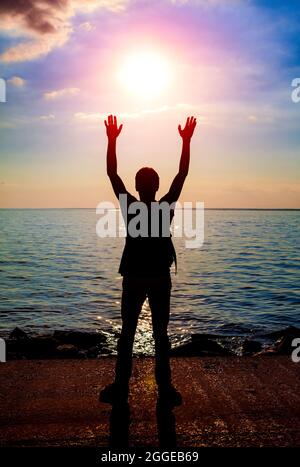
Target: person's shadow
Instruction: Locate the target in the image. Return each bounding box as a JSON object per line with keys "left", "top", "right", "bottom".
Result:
{"left": 109, "top": 398, "right": 178, "bottom": 448}
{"left": 109, "top": 401, "right": 130, "bottom": 448}
{"left": 156, "top": 397, "right": 177, "bottom": 448}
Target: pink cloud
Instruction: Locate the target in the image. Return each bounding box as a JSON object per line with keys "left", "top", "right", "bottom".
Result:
{"left": 0, "top": 0, "right": 129, "bottom": 62}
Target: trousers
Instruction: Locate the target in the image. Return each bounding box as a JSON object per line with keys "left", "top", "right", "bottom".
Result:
{"left": 115, "top": 274, "right": 172, "bottom": 388}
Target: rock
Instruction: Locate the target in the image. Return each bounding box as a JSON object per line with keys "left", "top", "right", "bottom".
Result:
{"left": 191, "top": 333, "right": 224, "bottom": 341}
{"left": 56, "top": 344, "right": 79, "bottom": 358}
{"left": 77, "top": 350, "right": 88, "bottom": 359}
{"left": 254, "top": 348, "right": 276, "bottom": 357}
{"left": 274, "top": 335, "right": 299, "bottom": 355}
{"left": 53, "top": 330, "right": 106, "bottom": 349}
{"left": 254, "top": 327, "right": 300, "bottom": 356}
{"left": 170, "top": 338, "right": 233, "bottom": 357}
{"left": 9, "top": 327, "right": 29, "bottom": 340}
{"left": 6, "top": 329, "right": 108, "bottom": 360}
{"left": 7, "top": 336, "right": 58, "bottom": 359}
{"left": 28, "top": 337, "right": 58, "bottom": 357}
{"left": 255, "top": 327, "right": 300, "bottom": 356}
{"left": 263, "top": 326, "right": 300, "bottom": 340}
{"left": 99, "top": 346, "right": 113, "bottom": 355}
{"left": 242, "top": 340, "right": 262, "bottom": 356}
{"left": 85, "top": 346, "right": 101, "bottom": 358}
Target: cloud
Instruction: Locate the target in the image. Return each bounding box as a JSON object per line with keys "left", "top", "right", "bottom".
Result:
{"left": 74, "top": 106, "right": 172, "bottom": 122}
{"left": 74, "top": 111, "right": 105, "bottom": 121}
{"left": 78, "top": 21, "right": 95, "bottom": 31}
{"left": 1, "top": 32, "right": 69, "bottom": 63}
{"left": 0, "top": 114, "right": 57, "bottom": 130}
{"left": 44, "top": 87, "right": 80, "bottom": 100}
{"left": 73, "top": 104, "right": 207, "bottom": 123}
{"left": 0, "top": 0, "right": 129, "bottom": 63}
{"left": 39, "top": 114, "right": 55, "bottom": 120}
{"left": 73, "top": 97, "right": 299, "bottom": 133}
{"left": 7, "top": 76, "right": 26, "bottom": 87}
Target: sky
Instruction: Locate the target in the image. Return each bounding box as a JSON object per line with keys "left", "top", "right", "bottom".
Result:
{"left": 0, "top": 0, "right": 299, "bottom": 208}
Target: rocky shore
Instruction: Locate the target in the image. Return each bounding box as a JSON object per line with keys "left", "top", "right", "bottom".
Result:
{"left": 4, "top": 325, "right": 300, "bottom": 360}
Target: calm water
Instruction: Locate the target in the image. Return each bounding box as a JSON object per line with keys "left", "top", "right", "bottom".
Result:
{"left": 0, "top": 209, "right": 299, "bottom": 354}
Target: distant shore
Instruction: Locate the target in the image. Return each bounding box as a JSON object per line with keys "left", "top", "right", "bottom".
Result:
{"left": 3, "top": 325, "right": 300, "bottom": 360}
{"left": 1, "top": 207, "right": 300, "bottom": 210}
{"left": 1, "top": 356, "right": 299, "bottom": 447}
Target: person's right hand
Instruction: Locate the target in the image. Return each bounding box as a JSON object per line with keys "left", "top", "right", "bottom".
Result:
{"left": 178, "top": 116, "right": 197, "bottom": 141}
{"left": 104, "top": 115, "right": 123, "bottom": 140}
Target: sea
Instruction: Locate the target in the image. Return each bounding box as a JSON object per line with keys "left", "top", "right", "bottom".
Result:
{"left": 0, "top": 208, "right": 299, "bottom": 354}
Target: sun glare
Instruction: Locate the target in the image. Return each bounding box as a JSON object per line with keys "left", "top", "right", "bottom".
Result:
{"left": 118, "top": 50, "right": 171, "bottom": 98}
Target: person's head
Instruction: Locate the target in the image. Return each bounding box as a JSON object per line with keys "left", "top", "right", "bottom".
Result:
{"left": 135, "top": 167, "right": 159, "bottom": 200}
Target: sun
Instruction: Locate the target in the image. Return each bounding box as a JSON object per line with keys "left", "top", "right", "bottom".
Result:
{"left": 118, "top": 50, "right": 171, "bottom": 98}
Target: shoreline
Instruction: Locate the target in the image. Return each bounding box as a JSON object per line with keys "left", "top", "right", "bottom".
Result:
{"left": 3, "top": 325, "right": 300, "bottom": 360}
{"left": 1, "top": 356, "right": 300, "bottom": 447}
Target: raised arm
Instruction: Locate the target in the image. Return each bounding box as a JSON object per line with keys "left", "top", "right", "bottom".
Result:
{"left": 105, "top": 115, "right": 127, "bottom": 198}
{"left": 161, "top": 116, "right": 197, "bottom": 204}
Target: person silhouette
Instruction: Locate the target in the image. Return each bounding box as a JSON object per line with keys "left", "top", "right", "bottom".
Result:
{"left": 100, "top": 115, "right": 197, "bottom": 406}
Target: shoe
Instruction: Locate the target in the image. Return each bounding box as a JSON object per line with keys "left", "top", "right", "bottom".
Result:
{"left": 99, "top": 382, "right": 128, "bottom": 404}
{"left": 158, "top": 385, "right": 182, "bottom": 407}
